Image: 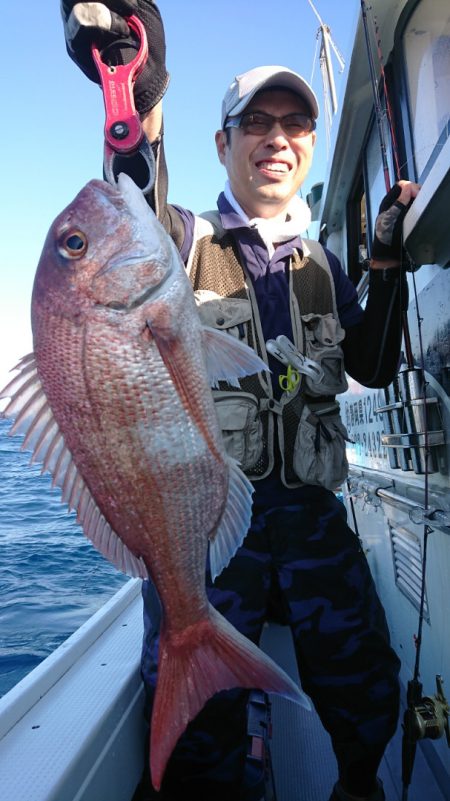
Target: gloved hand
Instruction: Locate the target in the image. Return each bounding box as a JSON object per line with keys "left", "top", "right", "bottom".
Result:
{"left": 371, "top": 182, "right": 418, "bottom": 262}
{"left": 61, "top": 1, "right": 169, "bottom": 114}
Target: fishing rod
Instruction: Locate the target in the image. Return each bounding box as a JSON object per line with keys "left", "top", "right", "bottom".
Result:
{"left": 359, "top": 3, "right": 450, "bottom": 798}
{"left": 369, "top": 10, "right": 402, "bottom": 182}
{"left": 359, "top": 0, "right": 390, "bottom": 194}
{"left": 400, "top": 277, "right": 450, "bottom": 801}
{"left": 359, "top": 0, "right": 414, "bottom": 370}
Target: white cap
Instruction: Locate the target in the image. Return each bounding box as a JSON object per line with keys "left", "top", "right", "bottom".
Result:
{"left": 221, "top": 65, "right": 319, "bottom": 127}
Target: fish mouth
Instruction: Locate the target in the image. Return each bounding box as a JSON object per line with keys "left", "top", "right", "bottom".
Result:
{"left": 97, "top": 253, "right": 154, "bottom": 276}
{"left": 93, "top": 174, "right": 174, "bottom": 311}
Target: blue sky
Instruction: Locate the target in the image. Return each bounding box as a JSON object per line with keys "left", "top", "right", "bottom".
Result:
{"left": 1, "top": 0, "right": 360, "bottom": 392}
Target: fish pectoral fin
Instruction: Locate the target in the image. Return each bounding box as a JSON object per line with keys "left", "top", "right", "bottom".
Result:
{"left": 202, "top": 326, "right": 268, "bottom": 388}
{"left": 208, "top": 456, "right": 254, "bottom": 580}
{"left": 0, "top": 354, "right": 149, "bottom": 580}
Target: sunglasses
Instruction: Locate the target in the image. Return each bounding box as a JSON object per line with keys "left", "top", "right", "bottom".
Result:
{"left": 224, "top": 111, "right": 316, "bottom": 138}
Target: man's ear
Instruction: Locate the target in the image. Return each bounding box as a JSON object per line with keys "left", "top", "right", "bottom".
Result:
{"left": 215, "top": 129, "right": 227, "bottom": 165}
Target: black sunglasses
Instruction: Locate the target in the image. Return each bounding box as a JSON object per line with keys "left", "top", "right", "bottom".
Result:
{"left": 225, "top": 111, "right": 316, "bottom": 137}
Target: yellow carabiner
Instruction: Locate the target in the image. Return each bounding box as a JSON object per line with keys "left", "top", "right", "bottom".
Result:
{"left": 279, "top": 365, "right": 300, "bottom": 393}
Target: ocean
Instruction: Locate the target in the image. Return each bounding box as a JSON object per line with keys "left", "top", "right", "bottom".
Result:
{"left": 0, "top": 416, "right": 128, "bottom": 699}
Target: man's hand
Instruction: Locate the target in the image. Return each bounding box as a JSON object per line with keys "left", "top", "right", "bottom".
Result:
{"left": 371, "top": 180, "right": 420, "bottom": 268}
{"left": 60, "top": 1, "right": 169, "bottom": 114}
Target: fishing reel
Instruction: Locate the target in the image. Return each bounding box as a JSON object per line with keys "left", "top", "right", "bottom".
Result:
{"left": 402, "top": 676, "right": 450, "bottom": 789}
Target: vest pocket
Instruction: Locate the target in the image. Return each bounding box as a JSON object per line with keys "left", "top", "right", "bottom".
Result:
{"left": 213, "top": 391, "right": 263, "bottom": 471}
{"left": 293, "top": 404, "right": 349, "bottom": 490}
{"left": 301, "top": 313, "right": 349, "bottom": 396}
{"left": 195, "top": 291, "right": 252, "bottom": 344}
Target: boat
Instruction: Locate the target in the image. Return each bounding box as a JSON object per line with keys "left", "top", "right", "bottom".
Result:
{"left": 0, "top": 1, "right": 449, "bottom": 799}
{"left": 313, "top": 0, "right": 450, "bottom": 798}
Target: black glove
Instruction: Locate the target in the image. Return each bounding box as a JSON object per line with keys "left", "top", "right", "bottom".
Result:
{"left": 61, "top": 1, "right": 169, "bottom": 114}
{"left": 371, "top": 183, "right": 412, "bottom": 262}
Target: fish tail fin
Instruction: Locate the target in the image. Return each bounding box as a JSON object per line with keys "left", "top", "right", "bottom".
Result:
{"left": 149, "top": 605, "right": 310, "bottom": 790}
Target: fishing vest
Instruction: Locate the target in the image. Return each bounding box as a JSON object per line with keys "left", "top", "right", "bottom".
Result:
{"left": 187, "top": 211, "right": 350, "bottom": 490}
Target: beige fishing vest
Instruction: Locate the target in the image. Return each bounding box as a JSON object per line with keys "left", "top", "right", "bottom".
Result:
{"left": 187, "top": 211, "right": 350, "bottom": 490}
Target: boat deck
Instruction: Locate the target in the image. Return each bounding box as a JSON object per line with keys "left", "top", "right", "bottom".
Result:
{"left": 260, "top": 624, "right": 448, "bottom": 801}
{"left": 0, "top": 580, "right": 447, "bottom": 801}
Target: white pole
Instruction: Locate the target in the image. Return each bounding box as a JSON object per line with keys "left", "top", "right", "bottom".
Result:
{"left": 321, "top": 25, "right": 338, "bottom": 116}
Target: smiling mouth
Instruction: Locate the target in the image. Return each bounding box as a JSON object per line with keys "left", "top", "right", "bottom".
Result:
{"left": 255, "top": 161, "right": 291, "bottom": 175}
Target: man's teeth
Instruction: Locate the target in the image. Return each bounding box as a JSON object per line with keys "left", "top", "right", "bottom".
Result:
{"left": 258, "top": 162, "right": 289, "bottom": 173}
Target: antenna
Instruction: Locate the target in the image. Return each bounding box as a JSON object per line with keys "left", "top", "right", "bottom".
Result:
{"left": 307, "top": 0, "right": 345, "bottom": 150}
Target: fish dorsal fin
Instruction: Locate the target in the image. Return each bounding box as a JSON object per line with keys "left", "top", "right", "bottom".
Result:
{"left": 1, "top": 355, "right": 149, "bottom": 580}
{"left": 208, "top": 456, "right": 254, "bottom": 580}
{"left": 202, "top": 326, "right": 267, "bottom": 388}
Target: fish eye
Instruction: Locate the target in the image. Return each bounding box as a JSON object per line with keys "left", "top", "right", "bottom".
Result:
{"left": 58, "top": 229, "right": 88, "bottom": 259}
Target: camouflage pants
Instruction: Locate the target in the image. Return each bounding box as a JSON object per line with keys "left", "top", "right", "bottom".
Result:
{"left": 140, "top": 489, "right": 400, "bottom": 800}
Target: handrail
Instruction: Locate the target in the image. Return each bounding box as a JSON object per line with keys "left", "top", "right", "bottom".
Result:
{"left": 346, "top": 473, "right": 450, "bottom": 534}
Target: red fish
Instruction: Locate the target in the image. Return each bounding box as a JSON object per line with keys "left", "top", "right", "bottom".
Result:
{"left": 1, "top": 175, "right": 309, "bottom": 788}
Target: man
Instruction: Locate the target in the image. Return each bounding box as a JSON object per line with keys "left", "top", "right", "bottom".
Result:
{"left": 61, "top": 3, "right": 420, "bottom": 800}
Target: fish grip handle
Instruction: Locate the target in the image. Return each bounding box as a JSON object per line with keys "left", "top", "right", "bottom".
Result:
{"left": 91, "top": 15, "right": 155, "bottom": 194}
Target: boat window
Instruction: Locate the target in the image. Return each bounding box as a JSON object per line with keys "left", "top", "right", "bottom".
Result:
{"left": 402, "top": 0, "right": 450, "bottom": 179}
{"left": 348, "top": 99, "right": 395, "bottom": 285}
{"left": 365, "top": 115, "right": 395, "bottom": 241}
{"left": 345, "top": 168, "right": 367, "bottom": 288}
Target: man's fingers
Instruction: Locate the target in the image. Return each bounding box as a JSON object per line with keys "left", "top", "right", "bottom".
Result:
{"left": 68, "top": 3, "right": 130, "bottom": 37}
{"left": 396, "top": 180, "right": 421, "bottom": 206}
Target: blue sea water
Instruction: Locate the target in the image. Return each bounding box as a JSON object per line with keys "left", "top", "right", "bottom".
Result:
{"left": 0, "top": 416, "right": 128, "bottom": 698}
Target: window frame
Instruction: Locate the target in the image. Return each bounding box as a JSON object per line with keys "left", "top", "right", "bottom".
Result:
{"left": 394, "top": 0, "right": 450, "bottom": 183}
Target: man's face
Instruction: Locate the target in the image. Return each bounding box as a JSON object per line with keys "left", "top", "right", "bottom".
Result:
{"left": 216, "top": 88, "right": 316, "bottom": 219}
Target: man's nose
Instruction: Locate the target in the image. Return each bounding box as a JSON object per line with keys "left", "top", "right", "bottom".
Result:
{"left": 264, "top": 122, "right": 289, "bottom": 147}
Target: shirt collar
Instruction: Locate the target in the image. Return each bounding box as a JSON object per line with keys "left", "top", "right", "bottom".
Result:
{"left": 216, "top": 192, "right": 305, "bottom": 256}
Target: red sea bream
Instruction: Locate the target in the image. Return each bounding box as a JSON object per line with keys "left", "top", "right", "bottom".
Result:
{"left": 0, "top": 175, "right": 308, "bottom": 788}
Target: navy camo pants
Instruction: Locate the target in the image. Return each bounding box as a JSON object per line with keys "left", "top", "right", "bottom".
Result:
{"left": 140, "top": 489, "right": 400, "bottom": 800}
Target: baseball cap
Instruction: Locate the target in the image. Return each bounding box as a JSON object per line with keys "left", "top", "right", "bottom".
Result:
{"left": 221, "top": 66, "right": 319, "bottom": 127}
